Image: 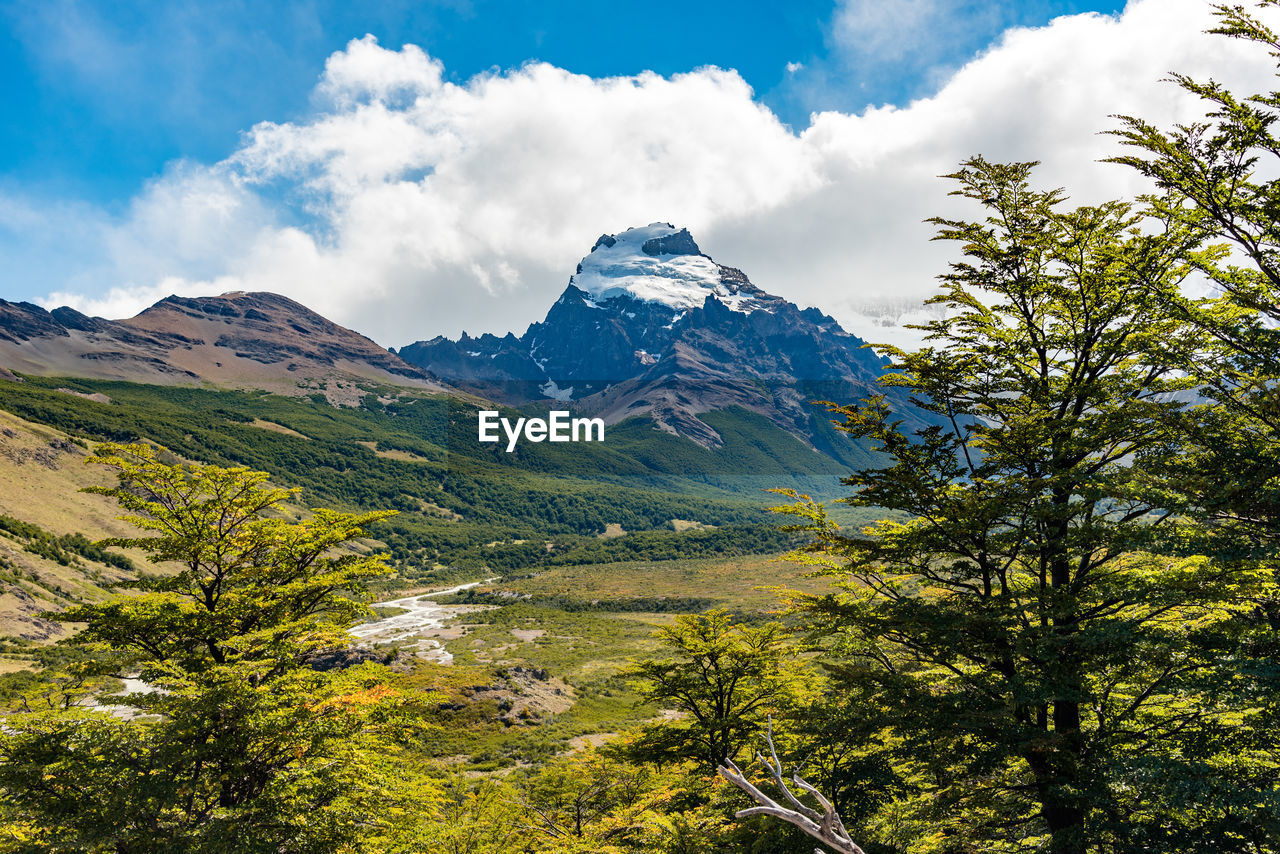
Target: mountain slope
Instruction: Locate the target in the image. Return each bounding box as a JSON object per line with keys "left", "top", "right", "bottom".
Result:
{"left": 0, "top": 407, "right": 145, "bottom": 642}
{"left": 398, "top": 223, "right": 927, "bottom": 452}
{"left": 0, "top": 291, "right": 444, "bottom": 400}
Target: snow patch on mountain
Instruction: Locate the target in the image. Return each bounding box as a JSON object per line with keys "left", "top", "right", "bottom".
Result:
{"left": 539, "top": 379, "right": 574, "bottom": 401}
{"left": 570, "top": 223, "right": 770, "bottom": 314}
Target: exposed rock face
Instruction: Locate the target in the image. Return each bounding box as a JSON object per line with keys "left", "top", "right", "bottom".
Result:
{"left": 398, "top": 223, "right": 929, "bottom": 449}
{"left": 0, "top": 301, "right": 74, "bottom": 344}
{"left": 0, "top": 291, "right": 444, "bottom": 395}
{"left": 641, "top": 227, "right": 701, "bottom": 257}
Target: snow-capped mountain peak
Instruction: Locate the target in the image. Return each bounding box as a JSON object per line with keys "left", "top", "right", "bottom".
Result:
{"left": 569, "top": 223, "right": 770, "bottom": 314}
{"left": 396, "top": 221, "right": 939, "bottom": 451}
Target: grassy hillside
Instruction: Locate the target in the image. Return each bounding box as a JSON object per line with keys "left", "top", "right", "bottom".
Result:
{"left": 0, "top": 375, "right": 879, "bottom": 601}
{"left": 0, "top": 408, "right": 147, "bottom": 651}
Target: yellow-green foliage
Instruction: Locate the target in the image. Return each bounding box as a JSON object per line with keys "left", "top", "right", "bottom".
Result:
{"left": 0, "top": 445, "right": 444, "bottom": 853}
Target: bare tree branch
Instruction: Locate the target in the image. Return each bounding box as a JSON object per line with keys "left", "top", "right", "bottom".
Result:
{"left": 718, "top": 718, "right": 866, "bottom": 854}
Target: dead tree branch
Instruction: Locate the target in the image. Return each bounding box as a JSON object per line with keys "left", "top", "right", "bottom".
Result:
{"left": 717, "top": 719, "right": 866, "bottom": 854}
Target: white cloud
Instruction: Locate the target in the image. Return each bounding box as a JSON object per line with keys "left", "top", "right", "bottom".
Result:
{"left": 833, "top": 0, "right": 959, "bottom": 64}
{"left": 25, "top": 0, "right": 1280, "bottom": 349}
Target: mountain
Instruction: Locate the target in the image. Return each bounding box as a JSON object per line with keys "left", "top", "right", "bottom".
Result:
{"left": 0, "top": 225, "right": 927, "bottom": 470}
{"left": 0, "top": 291, "right": 443, "bottom": 400}
{"left": 398, "top": 223, "right": 927, "bottom": 456}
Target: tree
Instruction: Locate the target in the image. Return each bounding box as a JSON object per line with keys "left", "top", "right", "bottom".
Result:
{"left": 1110, "top": 1, "right": 1280, "bottom": 538}
{"left": 0, "top": 443, "right": 415, "bottom": 853}
{"left": 625, "top": 609, "right": 804, "bottom": 773}
{"left": 416, "top": 774, "right": 524, "bottom": 854}
{"left": 719, "top": 719, "right": 867, "bottom": 854}
{"left": 774, "top": 159, "right": 1261, "bottom": 853}
{"left": 514, "top": 749, "right": 660, "bottom": 853}
{"left": 1108, "top": 4, "right": 1280, "bottom": 846}
{"left": 782, "top": 690, "right": 902, "bottom": 837}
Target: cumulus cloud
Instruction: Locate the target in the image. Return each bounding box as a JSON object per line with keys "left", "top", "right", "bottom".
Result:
{"left": 27, "top": 0, "right": 1280, "bottom": 348}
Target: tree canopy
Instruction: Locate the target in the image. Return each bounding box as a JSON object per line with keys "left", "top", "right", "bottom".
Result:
{"left": 625, "top": 609, "right": 805, "bottom": 774}
{"left": 772, "top": 157, "right": 1272, "bottom": 853}
{"left": 0, "top": 443, "right": 425, "bottom": 853}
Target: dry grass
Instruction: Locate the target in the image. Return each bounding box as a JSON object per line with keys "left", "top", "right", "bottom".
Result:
{"left": 670, "top": 518, "right": 715, "bottom": 532}
{"left": 597, "top": 523, "right": 626, "bottom": 539}
{"left": 355, "top": 440, "right": 432, "bottom": 463}
{"left": 0, "top": 409, "right": 153, "bottom": 639}
{"left": 248, "top": 419, "right": 309, "bottom": 439}
{"left": 0, "top": 410, "right": 126, "bottom": 538}
{"left": 491, "top": 552, "right": 829, "bottom": 613}
{"left": 54, "top": 388, "right": 111, "bottom": 404}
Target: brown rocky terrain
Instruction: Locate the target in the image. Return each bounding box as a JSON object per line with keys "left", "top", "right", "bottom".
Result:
{"left": 0, "top": 291, "right": 446, "bottom": 398}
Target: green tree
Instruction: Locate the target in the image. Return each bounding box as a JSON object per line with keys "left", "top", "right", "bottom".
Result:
{"left": 0, "top": 443, "right": 419, "bottom": 853}
{"left": 776, "top": 159, "right": 1262, "bottom": 853}
{"left": 1110, "top": 1, "right": 1280, "bottom": 535}
{"left": 626, "top": 609, "right": 805, "bottom": 774}
{"left": 784, "top": 691, "right": 903, "bottom": 839}
{"left": 514, "top": 749, "right": 660, "bottom": 853}
{"left": 417, "top": 774, "right": 524, "bottom": 854}
{"left": 1108, "top": 3, "right": 1280, "bottom": 846}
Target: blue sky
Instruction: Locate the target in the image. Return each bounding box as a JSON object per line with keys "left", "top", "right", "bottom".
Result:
{"left": 0, "top": 0, "right": 1251, "bottom": 347}
{"left": 2, "top": 0, "right": 1122, "bottom": 207}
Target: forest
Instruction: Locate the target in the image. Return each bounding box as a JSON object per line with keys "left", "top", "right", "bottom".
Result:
{"left": 4, "top": 3, "right": 1280, "bottom": 853}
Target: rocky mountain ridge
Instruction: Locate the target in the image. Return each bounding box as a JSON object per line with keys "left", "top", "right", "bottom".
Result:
{"left": 398, "top": 223, "right": 925, "bottom": 452}
{"left": 0, "top": 225, "right": 927, "bottom": 458}
{"left": 0, "top": 291, "right": 443, "bottom": 400}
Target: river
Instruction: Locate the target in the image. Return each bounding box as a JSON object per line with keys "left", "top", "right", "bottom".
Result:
{"left": 348, "top": 577, "right": 494, "bottom": 664}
